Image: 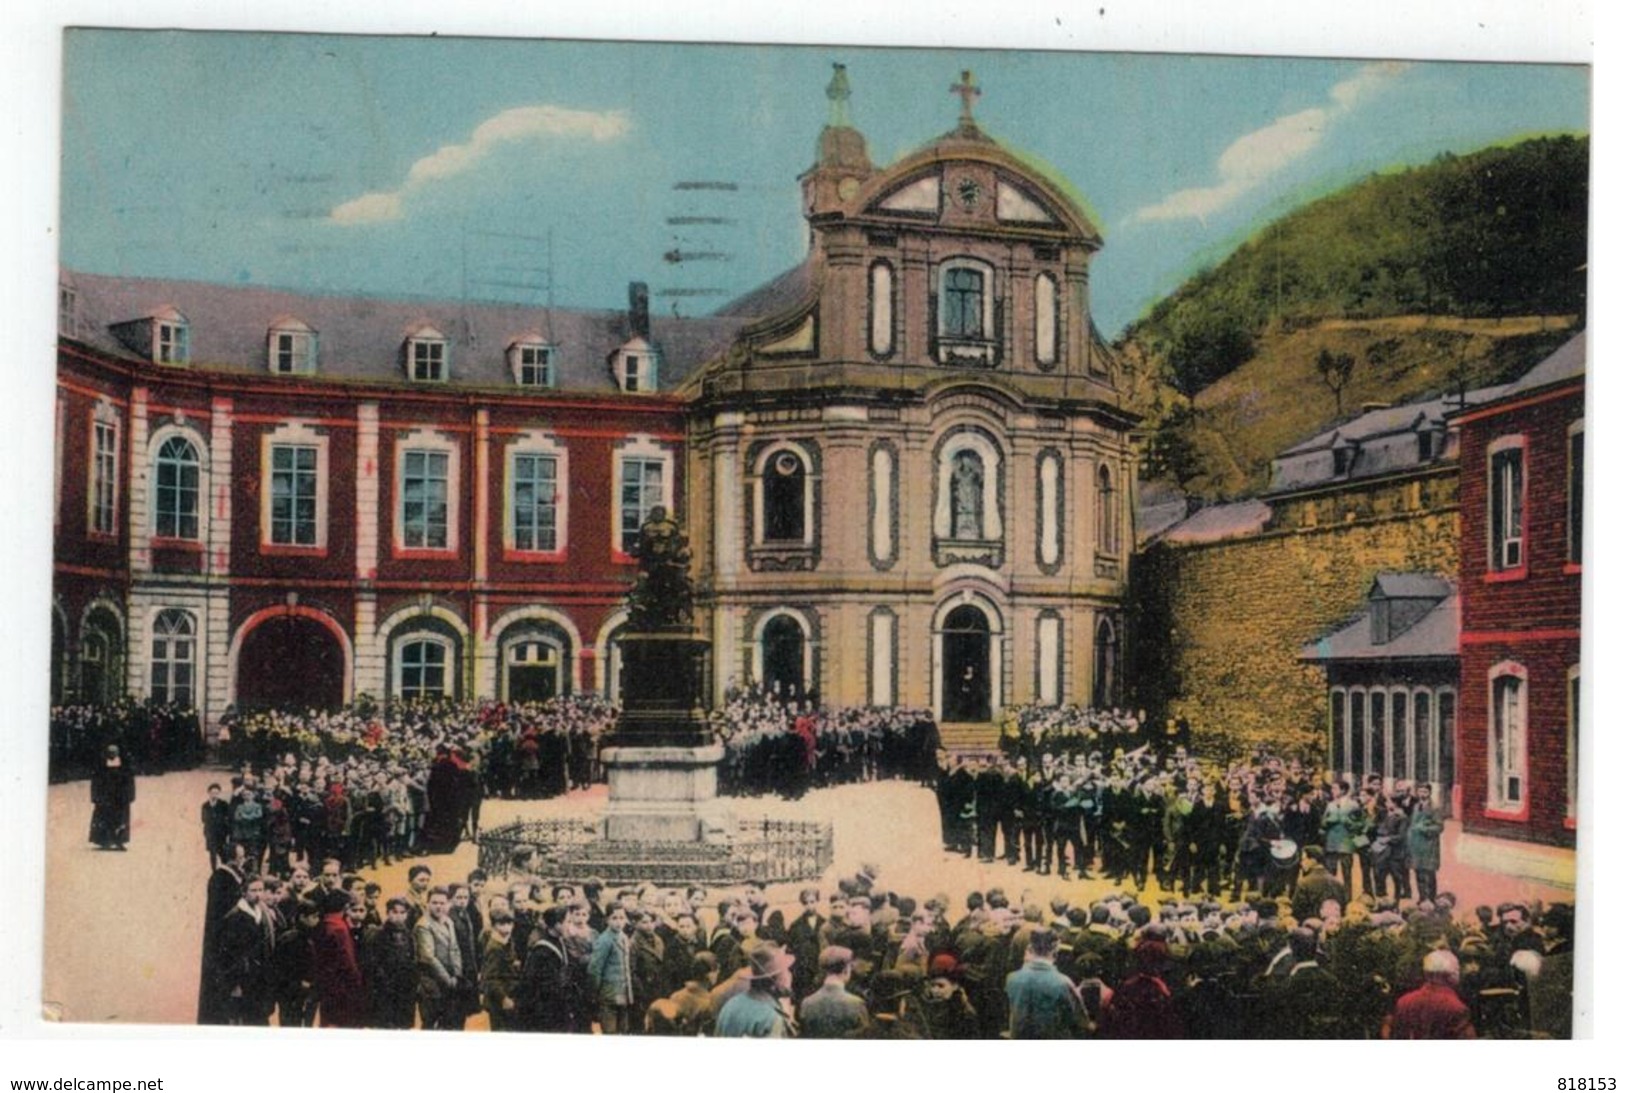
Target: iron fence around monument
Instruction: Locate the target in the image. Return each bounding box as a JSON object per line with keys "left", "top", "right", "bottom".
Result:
{"left": 477, "top": 816, "right": 834, "bottom": 887}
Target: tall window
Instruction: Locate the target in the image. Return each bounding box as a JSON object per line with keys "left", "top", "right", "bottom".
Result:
{"left": 1490, "top": 669, "right": 1526, "bottom": 811}
{"left": 1489, "top": 442, "right": 1525, "bottom": 571}
{"left": 869, "top": 262, "right": 895, "bottom": 356}
{"left": 1413, "top": 690, "right": 1434, "bottom": 784}
{"left": 1568, "top": 667, "right": 1580, "bottom": 821}
{"left": 1369, "top": 689, "right": 1387, "bottom": 777}
{"left": 1569, "top": 423, "right": 1583, "bottom": 564}
{"left": 1390, "top": 690, "right": 1409, "bottom": 779}
{"left": 269, "top": 444, "right": 319, "bottom": 546}
{"left": 398, "top": 638, "right": 449, "bottom": 700}
{"left": 1349, "top": 691, "right": 1366, "bottom": 777}
{"left": 1096, "top": 464, "right": 1119, "bottom": 556}
{"left": 1092, "top": 617, "right": 1118, "bottom": 709}
{"left": 1034, "top": 273, "right": 1058, "bottom": 365}
{"left": 763, "top": 450, "right": 807, "bottom": 542}
{"left": 618, "top": 457, "right": 666, "bottom": 554}
{"left": 153, "top": 436, "right": 200, "bottom": 540}
{"left": 91, "top": 418, "right": 118, "bottom": 535}
{"left": 150, "top": 609, "right": 195, "bottom": 706}
{"left": 943, "top": 267, "right": 986, "bottom": 339}
{"left": 950, "top": 451, "right": 985, "bottom": 539}
{"left": 401, "top": 449, "right": 450, "bottom": 549}
{"left": 1330, "top": 688, "right": 1347, "bottom": 773}
{"left": 511, "top": 453, "right": 559, "bottom": 553}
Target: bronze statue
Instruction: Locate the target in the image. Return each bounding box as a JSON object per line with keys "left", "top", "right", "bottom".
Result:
{"left": 627, "top": 506, "right": 695, "bottom": 631}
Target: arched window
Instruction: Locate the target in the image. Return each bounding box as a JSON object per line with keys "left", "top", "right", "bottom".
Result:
{"left": 397, "top": 636, "right": 451, "bottom": 701}
{"left": 763, "top": 450, "right": 807, "bottom": 542}
{"left": 1095, "top": 463, "right": 1119, "bottom": 556}
{"left": 154, "top": 435, "right": 200, "bottom": 540}
{"left": 951, "top": 451, "right": 985, "bottom": 539}
{"left": 1092, "top": 617, "right": 1118, "bottom": 710}
{"left": 1489, "top": 664, "right": 1527, "bottom": 813}
{"left": 150, "top": 609, "right": 195, "bottom": 707}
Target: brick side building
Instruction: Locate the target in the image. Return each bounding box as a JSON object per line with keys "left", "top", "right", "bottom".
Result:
{"left": 1451, "top": 333, "right": 1583, "bottom": 848}
{"left": 53, "top": 272, "right": 744, "bottom": 731}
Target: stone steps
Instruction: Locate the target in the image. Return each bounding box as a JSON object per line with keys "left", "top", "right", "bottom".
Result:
{"left": 938, "top": 721, "right": 1002, "bottom": 755}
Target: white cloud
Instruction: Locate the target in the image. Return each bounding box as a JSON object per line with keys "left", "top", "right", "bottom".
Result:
{"left": 1131, "top": 62, "right": 1411, "bottom": 225}
{"left": 329, "top": 105, "right": 631, "bottom": 225}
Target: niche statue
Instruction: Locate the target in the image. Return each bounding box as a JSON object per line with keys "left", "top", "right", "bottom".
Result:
{"left": 627, "top": 506, "right": 695, "bottom": 631}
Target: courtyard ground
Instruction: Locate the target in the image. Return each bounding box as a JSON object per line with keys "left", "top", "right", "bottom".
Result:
{"left": 40, "top": 766, "right": 1576, "bottom": 1026}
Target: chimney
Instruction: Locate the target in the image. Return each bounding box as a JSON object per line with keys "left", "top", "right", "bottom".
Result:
{"left": 629, "top": 281, "right": 650, "bottom": 341}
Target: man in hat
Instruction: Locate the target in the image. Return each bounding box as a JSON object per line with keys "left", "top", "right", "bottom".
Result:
{"left": 797, "top": 946, "right": 870, "bottom": 1039}
{"left": 714, "top": 941, "right": 796, "bottom": 1037}
{"left": 1005, "top": 928, "right": 1083, "bottom": 1039}
{"left": 1406, "top": 783, "right": 1445, "bottom": 903}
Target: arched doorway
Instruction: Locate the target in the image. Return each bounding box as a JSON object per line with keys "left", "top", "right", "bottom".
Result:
{"left": 941, "top": 604, "right": 991, "bottom": 722}
{"left": 500, "top": 625, "right": 571, "bottom": 704}
{"left": 79, "top": 606, "right": 124, "bottom": 706}
{"left": 760, "top": 614, "right": 807, "bottom": 701}
{"left": 238, "top": 614, "right": 345, "bottom": 711}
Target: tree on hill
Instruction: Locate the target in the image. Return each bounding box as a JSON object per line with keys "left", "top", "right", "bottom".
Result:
{"left": 1316, "top": 348, "right": 1356, "bottom": 416}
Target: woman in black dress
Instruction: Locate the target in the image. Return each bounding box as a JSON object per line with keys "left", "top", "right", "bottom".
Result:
{"left": 89, "top": 744, "right": 135, "bottom": 849}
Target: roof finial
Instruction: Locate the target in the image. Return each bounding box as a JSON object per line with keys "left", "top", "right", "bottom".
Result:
{"left": 951, "top": 69, "right": 981, "bottom": 126}
{"left": 826, "top": 63, "right": 852, "bottom": 128}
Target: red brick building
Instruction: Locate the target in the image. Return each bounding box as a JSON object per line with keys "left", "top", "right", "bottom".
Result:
{"left": 53, "top": 272, "right": 746, "bottom": 730}
{"left": 1451, "top": 332, "right": 1583, "bottom": 847}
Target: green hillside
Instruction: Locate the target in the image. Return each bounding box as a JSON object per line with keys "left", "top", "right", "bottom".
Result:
{"left": 1121, "top": 135, "right": 1588, "bottom": 500}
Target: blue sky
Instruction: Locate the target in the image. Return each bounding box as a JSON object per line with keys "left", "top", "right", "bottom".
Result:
{"left": 59, "top": 31, "right": 1589, "bottom": 336}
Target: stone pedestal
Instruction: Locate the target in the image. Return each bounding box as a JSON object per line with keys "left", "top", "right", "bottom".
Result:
{"left": 600, "top": 743, "right": 732, "bottom": 843}
{"left": 600, "top": 629, "right": 729, "bottom": 843}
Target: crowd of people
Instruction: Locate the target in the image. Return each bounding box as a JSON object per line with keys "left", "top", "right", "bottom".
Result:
{"left": 937, "top": 740, "right": 1445, "bottom": 910}
{"left": 50, "top": 698, "right": 203, "bottom": 780}
{"left": 711, "top": 686, "right": 941, "bottom": 797}
{"left": 192, "top": 836, "right": 1572, "bottom": 1038}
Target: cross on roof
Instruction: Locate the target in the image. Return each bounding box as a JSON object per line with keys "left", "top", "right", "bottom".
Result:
{"left": 951, "top": 70, "right": 981, "bottom": 124}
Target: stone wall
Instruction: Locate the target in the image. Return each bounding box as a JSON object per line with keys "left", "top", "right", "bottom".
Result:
{"left": 1131, "top": 505, "right": 1459, "bottom": 762}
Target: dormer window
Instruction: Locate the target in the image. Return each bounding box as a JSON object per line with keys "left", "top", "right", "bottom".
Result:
{"left": 509, "top": 340, "right": 555, "bottom": 388}
{"left": 613, "top": 339, "right": 658, "bottom": 393}
{"left": 58, "top": 284, "right": 78, "bottom": 338}
{"left": 406, "top": 325, "right": 448, "bottom": 383}
{"left": 155, "top": 312, "right": 190, "bottom": 365}
{"left": 1417, "top": 428, "right": 1436, "bottom": 461}
{"left": 1333, "top": 443, "right": 1355, "bottom": 476}
{"left": 268, "top": 319, "right": 318, "bottom": 375}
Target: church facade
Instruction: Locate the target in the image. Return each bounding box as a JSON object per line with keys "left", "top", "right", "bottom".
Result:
{"left": 50, "top": 71, "right": 1137, "bottom": 732}
{"left": 683, "top": 72, "right": 1138, "bottom": 720}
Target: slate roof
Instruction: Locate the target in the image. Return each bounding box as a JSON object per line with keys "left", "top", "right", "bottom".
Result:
{"left": 1496, "top": 330, "right": 1586, "bottom": 398}
{"left": 1156, "top": 499, "right": 1272, "bottom": 545}
{"left": 713, "top": 263, "right": 814, "bottom": 319}
{"left": 1299, "top": 591, "right": 1459, "bottom": 663}
{"left": 1266, "top": 385, "right": 1508, "bottom": 495}
{"left": 61, "top": 271, "right": 752, "bottom": 394}
{"left": 1371, "top": 573, "right": 1453, "bottom": 600}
